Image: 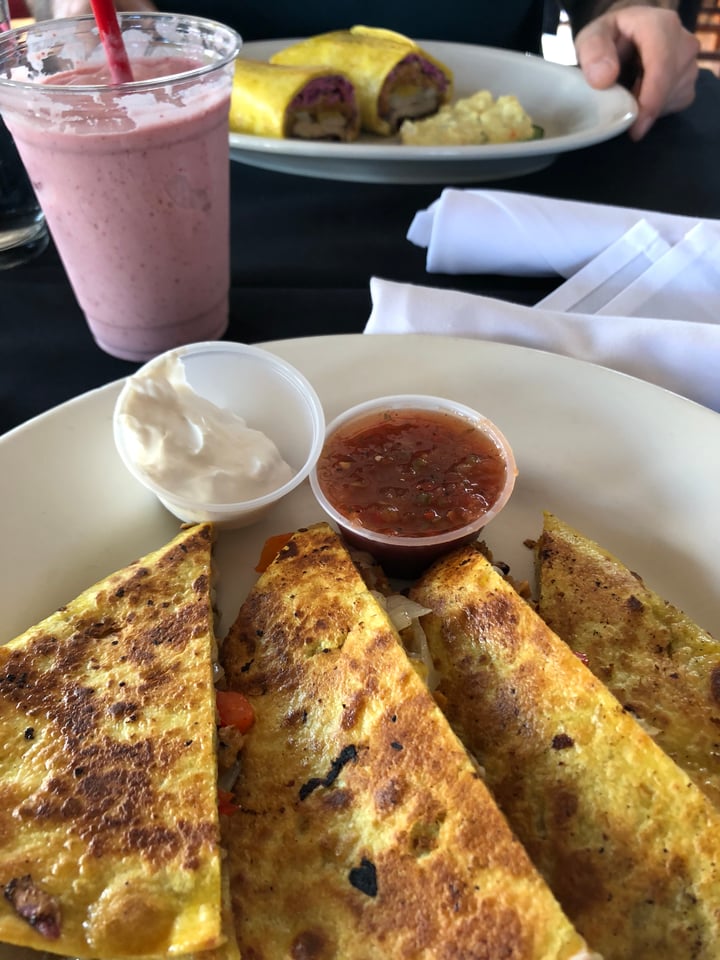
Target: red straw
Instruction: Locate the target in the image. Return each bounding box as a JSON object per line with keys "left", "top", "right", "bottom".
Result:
{"left": 89, "top": 0, "right": 134, "bottom": 84}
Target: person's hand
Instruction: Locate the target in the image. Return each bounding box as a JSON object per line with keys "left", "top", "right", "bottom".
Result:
{"left": 573, "top": 5, "right": 700, "bottom": 140}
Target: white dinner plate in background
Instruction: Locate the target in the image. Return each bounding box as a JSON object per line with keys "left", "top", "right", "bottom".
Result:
{"left": 227, "top": 40, "right": 637, "bottom": 184}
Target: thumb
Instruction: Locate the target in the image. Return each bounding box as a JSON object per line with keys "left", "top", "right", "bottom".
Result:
{"left": 574, "top": 22, "right": 622, "bottom": 89}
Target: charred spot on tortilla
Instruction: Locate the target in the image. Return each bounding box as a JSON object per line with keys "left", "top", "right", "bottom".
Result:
{"left": 299, "top": 744, "right": 358, "bottom": 800}
{"left": 710, "top": 666, "right": 720, "bottom": 704}
{"left": 348, "top": 858, "right": 378, "bottom": 897}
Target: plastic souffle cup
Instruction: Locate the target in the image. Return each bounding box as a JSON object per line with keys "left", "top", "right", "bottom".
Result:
{"left": 113, "top": 341, "right": 326, "bottom": 528}
{"left": 310, "top": 394, "right": 518, "bottom": 578}
{"left": 0, "top": 14, "right": 241, "bottom": 361}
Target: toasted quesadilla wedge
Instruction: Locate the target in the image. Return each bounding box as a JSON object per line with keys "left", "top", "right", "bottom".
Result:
{"left": 0, "top": 523, "right": 235, "bottom": 960}
{"left": 410, "top": 544, "right": 720, "bottom": 959}
{"left": 220, "top": 522, "right": 594, "bottom": 960}
{"left": 270, "top": 25, "right": 453, "bottom": 135}
{"left": 535, "top": 511, "right": 720, "bottom": 809}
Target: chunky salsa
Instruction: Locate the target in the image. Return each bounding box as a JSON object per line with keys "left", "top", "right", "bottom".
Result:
{"left": 315, "top": 408, "right": 508, "bottom": 538}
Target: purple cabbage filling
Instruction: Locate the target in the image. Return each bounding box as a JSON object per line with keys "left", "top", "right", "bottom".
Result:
{"left": 289, "top": 74, "right": 356, "bottom": 110}
{"left": 386, "top": 53, "right": 450, "bottom": 92}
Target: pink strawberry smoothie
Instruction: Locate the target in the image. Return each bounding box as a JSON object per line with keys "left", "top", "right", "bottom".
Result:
{"left": 5, "top": 56, "right": 233, "bottom": 361}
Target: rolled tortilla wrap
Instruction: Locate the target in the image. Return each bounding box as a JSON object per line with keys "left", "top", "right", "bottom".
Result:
{"left": 230, "top": 58, "right": 360, "bottom": 141}
{"left": 270, "top": 25, "right": 453, "bottom": 136}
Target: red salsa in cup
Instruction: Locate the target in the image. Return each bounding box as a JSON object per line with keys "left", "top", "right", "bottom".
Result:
{"left": 315, "top": 408, "right": 508, "bottom": 538}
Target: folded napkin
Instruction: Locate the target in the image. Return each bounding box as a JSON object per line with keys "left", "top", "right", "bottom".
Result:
{"left": 595, "top": 222, "right": 720, "bottom": 323}
{"left": 407, "top": 189, "right": 713, "bottom": 278}
{"left": 535, "top": 219, "right": 672, "bottom": 312}
{"left": 364, "top": 276, "right": 720, "bottom": 412}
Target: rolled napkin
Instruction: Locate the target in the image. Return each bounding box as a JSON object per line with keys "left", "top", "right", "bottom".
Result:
{"left": 407, "top": 189, "right": 711, "bottom": 278}
{"left": 364, "top": 276, "right": 720, "bottom": 412}
{"left": 535, "top": 219, "right": 672, "bottom": 313}
{"left": 596, "top": 222, "right": 720, "bottom": 323}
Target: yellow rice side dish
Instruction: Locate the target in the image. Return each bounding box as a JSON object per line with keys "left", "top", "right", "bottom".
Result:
{"left": 400, "top": 89, "right": 536, "bottom": 145}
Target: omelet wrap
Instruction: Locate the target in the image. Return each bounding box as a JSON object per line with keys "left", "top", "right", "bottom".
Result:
{"left": 270, "top": 25, "right": 453, "bottom": 135}
{"left": 230, "top": 58, "right": 360, "bottom": 141}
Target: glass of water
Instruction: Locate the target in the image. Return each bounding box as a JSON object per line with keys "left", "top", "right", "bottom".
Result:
{"left": 0, "top": 1, "right": 49, "bottom": 269}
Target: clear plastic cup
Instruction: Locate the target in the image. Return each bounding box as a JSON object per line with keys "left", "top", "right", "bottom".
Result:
{"left": 0, "top": 14, "right": 240, "bottom": 360}
{"left": 0, "top": 115, "right": 48, "bottom": 270}
{"left": 114, "top": 341, "right": 326, "bottom": 528}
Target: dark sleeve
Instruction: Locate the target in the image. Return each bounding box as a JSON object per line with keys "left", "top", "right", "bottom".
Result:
{"left": 563, "top": 0, "right": 682, "bottom": 34}
{"left": 562, "top": 0, "right": 618, "bottom": 33}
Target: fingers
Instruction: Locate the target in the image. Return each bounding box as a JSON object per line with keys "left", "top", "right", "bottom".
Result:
{"left": 574, "top": 22, "right": 623, "bottom": 89}
{"left": 574, "top": 7, "right": 700, "bottom": 140}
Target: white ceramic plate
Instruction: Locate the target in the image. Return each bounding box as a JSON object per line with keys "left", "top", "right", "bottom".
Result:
{"left": 228, "top": 40, "right": 637, "bottom": 184}
{"left": 1, "top": 334, "right": 719, "bottom": 667}
{"left": 2, "top": 334, "right": 719, "bottom": 960}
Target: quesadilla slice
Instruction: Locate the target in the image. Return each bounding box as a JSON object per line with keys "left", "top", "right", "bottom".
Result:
{"left": 0, "top": 523, "right": 235, "bottom": 960}
{"left": 230, "top": 59, "right": 360, "bottom": 141}
{"left": 410, "top": 544, "right": 720, "bottom": 959}
{"left": 219, "top": 522, "right": 594, "bottom": 960}
{"left": 535, "top": 511, "right": 720, "bottom": 809}
{"left": 270, "top": 25, "right": 453, "bottom": 135}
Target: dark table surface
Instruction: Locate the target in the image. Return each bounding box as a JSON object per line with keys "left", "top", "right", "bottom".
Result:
{"left": 2, "top": 67, "right": 719, "bottom": 437}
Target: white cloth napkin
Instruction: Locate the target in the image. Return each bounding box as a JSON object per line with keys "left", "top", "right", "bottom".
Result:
{"left": 535, "top": 219, "right": 672, "bottom": 313}
{"left": 365, "top": 276, "right": 720, "bottom": 412}
{"left": 407, "top": 189, "right": 713, "bottom": 278}
{"left": 596, "top": 222, "right": 720, "bottom": 324}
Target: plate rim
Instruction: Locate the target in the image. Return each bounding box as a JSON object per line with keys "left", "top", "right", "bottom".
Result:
{"left": 2, "top": 333, "right": 719, "bottom": 652}
{"left": 1, "top": 332, "right": 705, "bottom": 445}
